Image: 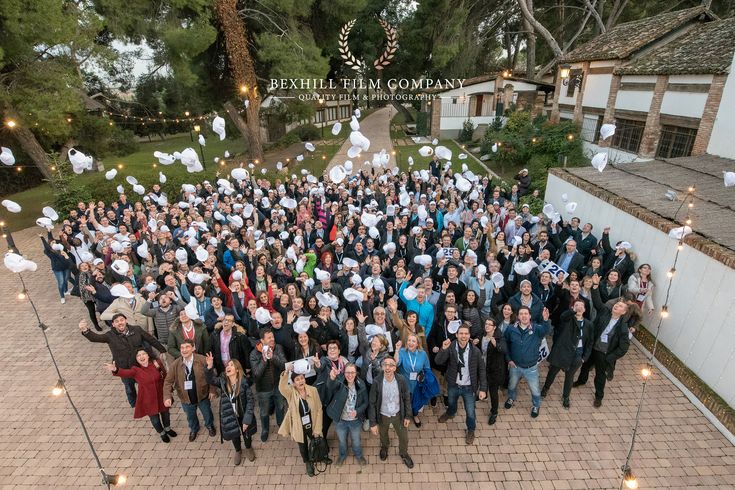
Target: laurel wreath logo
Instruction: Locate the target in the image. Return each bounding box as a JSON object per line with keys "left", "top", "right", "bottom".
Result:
{"left": 338, "top": 18, "right": 398, "bottom": 72}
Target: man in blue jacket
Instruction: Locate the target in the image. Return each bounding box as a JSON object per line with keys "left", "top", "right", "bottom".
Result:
{"left": 504, "top": 305, "right": 550, "bottom": 418}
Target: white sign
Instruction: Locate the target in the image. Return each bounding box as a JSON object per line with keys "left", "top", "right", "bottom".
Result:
{"left": 541, "top": 260, "right": 569, "bottom": 284}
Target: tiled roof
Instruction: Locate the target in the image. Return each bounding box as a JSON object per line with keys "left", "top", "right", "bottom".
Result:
{"left": 565, "top": 6, "right": 713, "bottom": 63}
{"left": 616, "top": 19, "right": 735, "bottom": 75}
{"left": 554, "top": 154, "right": 735, "bottom": 267}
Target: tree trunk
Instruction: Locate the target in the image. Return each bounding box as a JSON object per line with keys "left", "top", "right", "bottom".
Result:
{"left": 59, "top": 138, "right": 77, "bottom": 163}
{"left": 12, "top": 126, "right": 53, "bottom": 180}
{"left": 523, "top": 0, "right": 536, "bottom": 79}
{"left": 214, "top": 0, "right": 263, "bottom": 161}
{"left": 223, "top": 101, "right": 251, "bottom": 149}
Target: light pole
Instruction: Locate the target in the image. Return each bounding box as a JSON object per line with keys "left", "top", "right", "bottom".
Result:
{"left": 193, "top": 124, "right": 206, "bottom": 170}
{"left": 318, "top": 97, "right": 325, "bottom": 141}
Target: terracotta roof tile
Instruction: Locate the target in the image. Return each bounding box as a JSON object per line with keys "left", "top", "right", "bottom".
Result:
{"left": 565, "top": 6, "right": 712, "bottom": 63}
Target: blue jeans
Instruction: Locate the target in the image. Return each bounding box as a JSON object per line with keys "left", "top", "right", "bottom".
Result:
{"left": 121, "top": 377, "right": 137, "bottom": 407}
{"left": 335, "top": 419, "right": 363, "bottom": 459}
{"left": 447, "top": 385, "right": 477, "bottom": 431}
{"left": 256, "top": 389, "right": 285, "bottom": 431}
{"left": 181, "top": 399, "right": 214, "bottom": 433}
{"left": 52, "top": 269, "right": 71, "bottom": 298}
{"left": 508, "top": 364, "right": 542, "bottom": 408}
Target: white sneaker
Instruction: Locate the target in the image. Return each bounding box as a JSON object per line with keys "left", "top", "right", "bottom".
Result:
{"left": 64, "top": 291, "right": 71, "bottom": 296}
{"left": 60, "top": 298, "right": 66, "bottom": 304}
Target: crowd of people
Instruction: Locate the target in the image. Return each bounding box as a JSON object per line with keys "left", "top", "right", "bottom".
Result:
{"left": 40, "top": 153, "right": 654, "bottom": 476}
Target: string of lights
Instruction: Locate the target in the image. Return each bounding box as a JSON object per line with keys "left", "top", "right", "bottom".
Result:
{"left": 2, "top": 222, "right": 126, "bottom": 489}
{"left": 619, "top": 185, "right": 696, "bottom": 490}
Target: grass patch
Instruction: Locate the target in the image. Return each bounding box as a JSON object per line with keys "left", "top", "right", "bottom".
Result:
{"left": 3, "top": 132, "right": 345, "bottom": 230}
{"left": 393, "top": 140, "right": 491, "bottom": 178}
{"left": 390, "top": 106, "right": 418, "bottom": 140}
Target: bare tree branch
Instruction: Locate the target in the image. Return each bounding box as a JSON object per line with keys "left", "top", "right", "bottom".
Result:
{"left": 535, "top": 0, "right": 596, "bottom": 78}
{"left": 516, "top": 0, "right": 563, "bottom": 57}
{"left": 583, "top": 0, "right": 606, "bottom": 33}
{"left": 605, "top": 0, "right": 629, "bottom": 30}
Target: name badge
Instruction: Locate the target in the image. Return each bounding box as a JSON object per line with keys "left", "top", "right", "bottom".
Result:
{"left": 600, "top": 334, "right": 608, "bottom": 343}
{"left": 184, "top": 380, "right": 193, "bottom": 390}
{"left": 301, "top": 414, "right": 311, "bottom": 426}
{"left": 409, "top": 372, "right": 418, "bottom": 381}
{"left": 337, "top": 264, "right": 343, "bottom": 270}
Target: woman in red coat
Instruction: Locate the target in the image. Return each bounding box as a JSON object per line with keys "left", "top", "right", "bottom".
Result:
{"left": 104, "top": 349, "right": 178, "bottom": 442}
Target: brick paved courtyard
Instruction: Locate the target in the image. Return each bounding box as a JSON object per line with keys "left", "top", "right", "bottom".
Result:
{"left": 1, "top": 228, "right": 734, "bottom": 489}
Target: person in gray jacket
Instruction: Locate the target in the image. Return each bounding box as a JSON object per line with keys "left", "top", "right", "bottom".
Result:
{"left": 368, "top": 358, "right": 414, "bottom": 469}
{"left": 141, "top": 288, "right": 185, "bottom": 346}
{"left": 436, "top": 324, "right": 487, "bottom": 444}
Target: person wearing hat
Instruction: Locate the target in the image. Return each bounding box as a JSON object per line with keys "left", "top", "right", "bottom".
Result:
{"left": 573, "top": 275, "right": 630, "bottom": 407}
{"left": 204, "top": 352, "right": 257, "bottom": 465}
{"left": 436, "top": 324, "right": 487, "bottom": 444}
{"left": 279, "top": 362, "right": 324, "bottom": 477}
{"left": 599, "top": 227, "right": 635, "bottom": 283}
{"left": 250, "top": 328, "right": 287, "bottom": 442}
{"left": 79, "top": 315, "right": 167, "bottom": 407}
{"left": 514, "top": 169, "right": 531, "bottom": 197}
{"left": 368, "top": 357, "right": 414, "bottom": 468}
{"left": 503, "top": 306, "right": 550, "bottom": 418}
{"left": 100, "top": 281, "right": 154, "bottom": 333}
{"left": 163, "top": 340, "right": 218, "bottom": 441}
{"left": 541, "top": 299, "right": 594, "bottom": 409}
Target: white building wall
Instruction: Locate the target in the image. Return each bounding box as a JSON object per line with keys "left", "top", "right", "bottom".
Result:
{"left": 582, "top": 74, "right": 612, "bottom": 108}
{"left": 668, "top": 74, "right": 714, "bottom": 84}
{"left": 707, "top": 56, "right": 735, "bottom": 159}
{"left": 615, "top": 90, "right": 654, "bottom": 113}
{"left": 558, "top": 62, "right": 584, "bottom": 107}
{"left": 546, "top": 174, "right": 735, "bottom": 408}
{"left": 660, "top": 92, "right": 707, "bottom": 118}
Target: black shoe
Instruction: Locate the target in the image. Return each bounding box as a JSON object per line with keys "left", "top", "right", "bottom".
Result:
{"left": 166, "top": 428, "right": 178, "bottom": 438}
{"left": 531, "top": 406, "right": 540, "bottom": 418}
{"left": 443, "top": 395, "right": 449, "bottom": 407}
{"left": 572, "top": 380, "right": 585, "bottom": 388}
{"left": 413, "top": 417, "right": 422, "bottom": 428}
{"left": 540, "top": 387, "right": 548, "bottom": 398}
{"left": 306, "top": 462, "right": 314, "bottom": 477}
{"left": 261, "top": 430, "right": 269, "bottom": 442}
{"left": 562, "top": 398, "right": 570, "bottom": 409}
{"left": 189, "top": 431, "right": 198, "bottom": 442}
{"left": 160, "top": 432, "right": 170, "bottom": 443}
{"left": 504, "top": 399, "right": 514, "bottom": 409}
{"left": 379, "top": 447, "right": 388, "bottom": 461}
{"left": 488, "top": 413, "right": 497, "bottom": 425}
{"left": 430, "top": 397, "right": 437, "bottom": 407}
{"left": 606, "top": 367, "right": 614, "bottom": 381}
{"left": 401, "top": 454, "right": 414, "bottom": 469}
{"left": 593, "top": 398, "right": 602, "bottom": 408}
{"left": 94, "top": 325, "right": 103, "bottom": 332}
{"left": 208, "top": 426, "right": 216, "bottom": 437}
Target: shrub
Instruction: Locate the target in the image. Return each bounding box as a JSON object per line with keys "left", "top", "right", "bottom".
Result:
{"left": 415, "top": 111, "right": 428, "bottom": 136}
{"left": 296, "top": 124, "right": 320, "bottom": 141}
{"left": 48, "top": 157, "right": 93, "bottom": 213}
{"left": 459, "top": 119, "right": 475, "bottom": 142}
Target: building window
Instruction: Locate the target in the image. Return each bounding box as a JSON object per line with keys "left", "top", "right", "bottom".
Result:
{"left": 340, "top": 105, "right": 351, "bottom": 119}
{"left": 656, "top": 125, "right": 697, "bottom": 159}
{"left": 581, "top": 115, "right": 602, "bottom": 143}
{"left": 611, "top": 118, "right": 645, "bottom": 153}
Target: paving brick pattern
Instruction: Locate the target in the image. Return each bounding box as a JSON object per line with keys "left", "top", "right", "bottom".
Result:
{"left": 1, "top": 227, "right": 734, "bottom": 489}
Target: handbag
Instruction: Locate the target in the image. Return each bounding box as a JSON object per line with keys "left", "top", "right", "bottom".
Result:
{"left": 307, "top": 436, "right": 332, "bottom": 474}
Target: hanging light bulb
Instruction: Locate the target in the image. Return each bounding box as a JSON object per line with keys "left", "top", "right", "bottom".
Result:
{"left": 623, "top": 467, "right": 639, "bottom": 489}
{"left": 641, "top": 367, "right": 652, "bottom": 379}
{"left": 660, "top": 305, "right": 669, "bottom": 318}
{"left": 677, "top": 243, "right": 684, "bottom": 251}
{"left": 688, "top": 186, "right": 695, "bottom": 193}
{"left": 18, "top": 290, "right": 27, "bottom": 300}
{"left": 51, "top": 379, "right": 65, "bottom": 396}
{"left": 104, "top": 473, "right": 127, "bottom": 486}
{"left": 685, "top": 218, "right": 692, "bottom": 225}
{"left": 667, "top": 268, "right": 676, "bottom": 278}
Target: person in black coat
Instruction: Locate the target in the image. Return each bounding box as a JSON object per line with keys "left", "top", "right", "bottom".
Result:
{"left": 573, "top": 277, "right": 631, "bottom": 407}
{"left": 79, "top": 315, "right": 166, "bottom": 407}
{"left": 599, "top": 227, "right": 635, "bottom": 283}
{"left": 549, "top": 280, "right": 591, "bottom": 342}
{"left": 326, "top": 363, "right": 369, "bottom": 466}
{"left": 205, "top": 354, "right": 257, "bottom": 465}
{"left": 210, "top": 314, "right": 252, "bottom": 375}
{"left": 435, "top": 325, "right": 487, "bottom": 444}
{"left": 479, "top": 318, "right": 506, "bottom": 425}
{"left": 541, "top": 303, "right": 594, "bottom": 408}
{"left": 427, "top": 303, "right": 460, "bottom": 404}
{"left": 204, "top": 296, "right": 235, "bottom": 333}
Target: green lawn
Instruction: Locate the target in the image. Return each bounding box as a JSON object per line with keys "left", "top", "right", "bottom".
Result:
{"left": 3, "top": 131, "right": 344, "bottom": 231}
{"left": 394, "top": 139, "right": 491, "bottom": 179}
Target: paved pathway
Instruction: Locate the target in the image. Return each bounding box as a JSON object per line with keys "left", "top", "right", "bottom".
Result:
{"left": 1, "top": 227, "right": 735, "bottom": 488}
{"left": 326, "top": 107, "right": 395, "bottom": 175}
